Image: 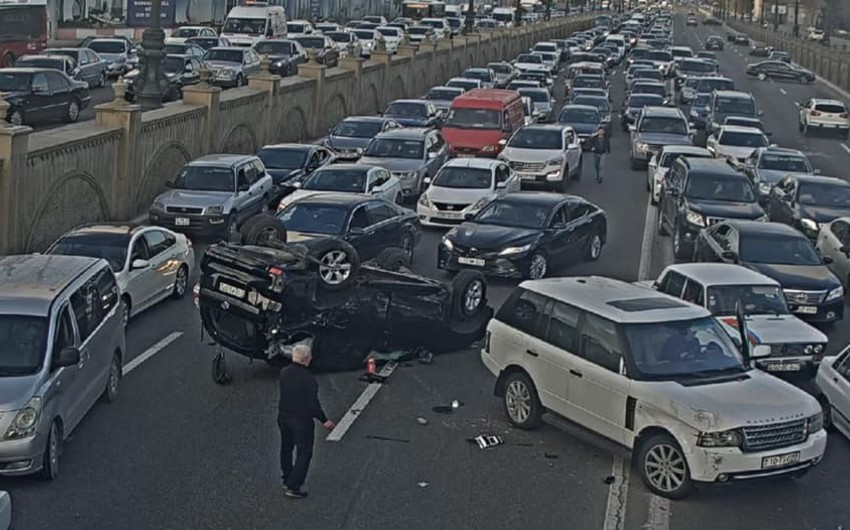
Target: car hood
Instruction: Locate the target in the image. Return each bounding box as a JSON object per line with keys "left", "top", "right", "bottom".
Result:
{"left": 500, "top": 147, "right": 560, "bottom": 162}
{"left": 744, "top": 262, "right": 841, "bottom": 290}
{"left": 515, "top": 62, "right": 549, "bottom": 71}
{"left": 640, "top": 370, "right": 818, "bottom": 432}
{"left": 441, "top": 128, "right": 505, "bottom": 148}
{"left": 715, "top": 314, "right": 828, "bottom": 345}
{"left": 635, "top": 132, "right": 692, "bottom": 145}
{"left": 688, "top": 198, "right": 764, "bottom": 219}
{"left": 714, "top": 145, "right": 758, "bottom": 160}
{"left": 267, "top": 53, "right": 295, "bottom": 62}
{"left": 327, "top": 136, "right": 370, "bottom": 150}
{"left": 358, "top": 156, "right": 423, "bottom": 172}
{"left": 0, "top": 375, "right": 43, "bottom": 412}
{"left": 449, "top": 222, "right": 542, "bottom": 250}
{"left": 799, "top": 204, "right": 850, "bottom": 224}
{"left": 156, "top": 189, "right": 233, "bottom": 208}
{"left": 206, "top": 60, "right": 241, "bottom": 69}
{"left": 427, "top": 186, "right": 492, "bottom": 204}
{"left": 266, "top": 168, "right": 300, "bottom": 185}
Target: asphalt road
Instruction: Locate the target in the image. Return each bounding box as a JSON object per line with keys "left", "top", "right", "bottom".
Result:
{"left": 4, "top": 13, "right": 850, "bottom": 530}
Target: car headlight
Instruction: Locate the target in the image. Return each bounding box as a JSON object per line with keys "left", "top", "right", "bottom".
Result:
{"left": 697, "top": 428, "right": 743, "bottom": 448}
{"left": 813, "top": 344, "right": 825, "bottom": 354}
{"left": 826, "top": 285, "right": 844, "bottom": 302}
{"left": 807, "top": 411, "right": 823, "bottom": 434}
{"left": 152, "top": 201, "right": 166, "bottom": 212}
{"left": 686, "top": 210, "right": 706, "bottom": 227}
{"left": 635, "top": 141, "right": 648, "bottom": 152}
{"left": 274, "top": 60, "right": 285, "bottom": 67}
{"left": 498, "top": 243, "right": 532, "bottom": 256}
{"left": 401, "top": 171, "right": 417, "bottom": 179}
{"left": 219, "top": 69, "right": 236, "bottom": 78}
{"left": 5, "top": 397, "right": 42, "bottom": 440}
{"left": 441, "top": 236, "right": 454, "bottom": 250}
{"left": 799, "top": 218, "right": 819, "bottom": 232}
{"left": 418, "top": 193, "right": 431, "bottom": 207}
{"left": 546, "top": 157, "right": 564, "bottom": 166}
{"left": 469, "top": 196, "right": 490, "bottom": 211}
{"left": 205, "top": 205, "right": 225, "bottom": 215}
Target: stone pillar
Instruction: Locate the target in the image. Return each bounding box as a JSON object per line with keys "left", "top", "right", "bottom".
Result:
{"left": 248, "top": 55, "right": 282, "bottom": 145}
{"left": 297, "top": 51, "right": 327, "bottom": 139}
{"left": 397, "top": 35, "right": 418, "bottom": 58}
{"left": 95, "top": 78, "right": 142, "bottom": 220}
{"left": 340, "top": 48, "right": 364, "bottom": 114}
{"left": 182, "top": 64, "right": 222, "bottom": 154}
{"left": 0, "top": 93, "right": 31, "bottom": 254}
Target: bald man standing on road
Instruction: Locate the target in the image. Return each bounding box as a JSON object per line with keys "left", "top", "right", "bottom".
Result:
{"left": 278, "top": 344, "right": 335, "bottom": 499}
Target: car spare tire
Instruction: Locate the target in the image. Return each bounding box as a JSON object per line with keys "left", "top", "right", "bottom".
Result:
{"left": 241, "top": 214, "right": 288, "bottom": 247}
{"left": 374, "top": 247, "right": 411, "bottom": 272}
{"left": 309, "top": 238, "right": 361, "bottom": 291}
{"left": 451, "top": 270, "right": 487, "bottom": 319}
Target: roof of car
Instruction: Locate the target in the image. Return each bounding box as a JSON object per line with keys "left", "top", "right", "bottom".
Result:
{"left": 260, "top": 143, "right": 316, "bottom": 151}
{"left": 208, "top": 46, "right": 243, "bottom": 52}
{"left": 561, "top": 104, "right": 599, "bottom": 112}
{"left": 62, "top": 223, "right": 147, "bottom": 236}
{"left": 757, "top": 146, "right": 806, "bottom": 156}
{"left": 342, "top": 115, "right": 396, "bottom": 123}
{"left": 791, "top": 174, "right": 850, "bottom": 186}
{"left": 0, "top": 254, "right": 103, "bottom": 314}
{"left": 388, "top": 99, "right": 428, "bottom": 105}
{"left": 521, "top": 124, "right": 569, "bottom": 132}
{"left": 678, "top": 157, "right": 744, "bottom": 177}
{"left": 723, "top": 220, "right": 805, "bottom": 238}
{"left": 660, "top": 145, "right": 712, "bottom": 155}
{"left": 718, "top": 125, "right": 765, "bottom": 134}
{"left": 88, "top": 38, "right": 125, "bottom": 43}
{"left": 189, "top": 154, "right": 257, "bottom": 166}
{"left": 520, "top": 276, "right": 709, "bottom": 324}
{"left": 640, "top": 106, "right": 683, "bottom": 118}
{"left": 18, "top": 55, "right": 71, "bottom": 61}
{"left": 496, "top": 191, "right": 577, "bottom": 206}
{"left": 374, "top": 127, "right": 431, "bottom": 139}
{"left": 714, "top": 90, "right": 753, "bottom": 99}
{"left": 0, "top": 68, "right": 50, "bottom": 74}
{"left": 46, "top": 47, "right": 86, "bottom": 52}
{"left": 291, "top": 193, "right": 375, "bottom": 208}
{"left": 662, "top": 263, "right": 779, "bottom": 287}
{"left": 442, "top": 157, "right": 503, "bottom": 170}
{"left": 429, "top": 86, "right": 464, "bottom": 93}
{"left": 810, "top": 98, "right": 846, "bottom": 106}
{"left": 314, "top": 163, "right": 373, "bottom": 172}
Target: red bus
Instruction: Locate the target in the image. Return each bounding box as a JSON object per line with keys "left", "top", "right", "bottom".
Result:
{"left": 0, "top": 2, "right": 48, "bottom": 67}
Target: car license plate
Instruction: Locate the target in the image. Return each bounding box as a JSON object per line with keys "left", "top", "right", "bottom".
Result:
{"left": 218, "top": 282, "right": 246, "bottom": 299}
{"left": 458, "top": 257, "right": 485, "bottom": 266}
{"left": 175, "top": 217, "right": 190, "bottom": 226}
{"left": 519, "top": 173, "right": 539, "bottom": 180}
{"left": 794, "top": 306, "right": 817, "bottom": 314}
{"left": 761, "top": 451, "right": 800, "bottom": 469}
{"left": 765, "top": 362, "right": 802, "bottom": 372}
{"left": 440, "top": 211, "right": 463, "bottom": 219}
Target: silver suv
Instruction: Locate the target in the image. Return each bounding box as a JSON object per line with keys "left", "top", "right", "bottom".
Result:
{"left": 149, "top": 154, "right": 273, "bottom": 238}
{"left": 629, "top": 106, "right": 693, "bottom": 169}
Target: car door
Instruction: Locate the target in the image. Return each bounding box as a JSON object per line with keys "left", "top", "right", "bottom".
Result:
{"left": 536, "top": 299, "right": 581, "bottom": 414}
{"left": 564, "top": 128, "right": 581, "bottom": 171}
{"left": 68, "top": 274, "right": 110, "bottom": 417}
{"left": 661, "top": 162, "right": 684, "bottom": 230}
{"left": 142, "top": 229, "right": 179, "bottom": 303}
{"left": 681, "top": 277, "right": 706, "bottom": 307}
{"left": 371, "top": 168, "right": 397, "bottom": 201}
{"left": 125, "top": 235, "right": 160, "bottom": 313}
{"left": 49, "top": 303, "right": 86, "bottom": 432}
{"left": 28, "top": 72, "right": 52, "bottom": 121}
{"left": 541, "top": 204, "right": 573, "bottom": 263}
{"left": 233, "top": 163, "right": 258, "bottom": 217}
{"left": 364, "top": 200, "right": 403, "bottom": 260}
{"left": 46, "top": 71, "right": 72, "bottom": 119}
{"left": 344, "top": 204, "right": 377, "bottom": 258}
{"left": 495, "top": 163, "right": 519, "bottom": 194}
{"left": 769, "top": 175, "right": 797, "bottom": 224}
{"left": 819, "top": 350, "right": 850, "bottom": 436}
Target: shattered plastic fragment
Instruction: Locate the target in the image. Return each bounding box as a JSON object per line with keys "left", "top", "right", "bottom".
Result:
{"left": 467, "top": 435, "right": 504, "bottom": 449}
{"left": 417, "top": 482, "right": 429, "bottom": 488}
{"left": 432, "top": 405, "right": 454, "bottom": 414}
{"left": 544, "top": 453, "right": 559, "bottom": 460}
{"left": 416, "top": 417, "right": 429, "bottom": 425}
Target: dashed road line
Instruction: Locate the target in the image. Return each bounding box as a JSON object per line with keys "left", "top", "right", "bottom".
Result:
{"left": 637, "top": 193, "right": 656, "bottom": 281}
{"left": 326, "top": 362, "right": 397, "bottom": 442}
{"left": 602, "top": 456, "right": 630, "bottom": 530}
{"left": 779, "top": 88, "right": 787, "bottom": 95}
{"left": 841, "top": 143, "right": 850, "bottom": 156}
{"left": 645, "top": 494, "right": 672, "bottom": 530}
{"left": 124, "top": 331, "right": 183, "bottom": 374}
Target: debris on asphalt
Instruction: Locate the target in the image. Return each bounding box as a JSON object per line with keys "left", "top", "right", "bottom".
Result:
{"left": 417, "top": 482, "right": 429, "bottom": 488}
{"left": 515, "top": 442, "right": 534, "bottom": 447}
{"left": 416, "top": 417, "right": 429, "bottom": 425}
{"left": 418, "top": 349, "right": 434, "bottom": 364}
{"left": 451, "top": 399, "right": 460, "bottom": 409}
{"left": 467, "top": 435, "right": 504, "bottom": 449}
{"left": 359, "top": 373, "right": 387, "bottom": 384}
{"left": 603, "top": 475, "right": 616, "bottom": 485}
{"left": 366, "top": 435, "right": 411, "bottom": 443}
{"left": 544, "top": 453, "right": 559, "bottom": 460}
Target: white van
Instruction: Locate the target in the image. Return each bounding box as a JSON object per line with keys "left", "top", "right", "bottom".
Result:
{"left": 221, "top": 3, "right": 286, "bottom": 47}
{"left": 604, "top": 34, "right": 626, "bottom": 61}
{"left": 492, "top": 7, "right": 516, "bottom": 27}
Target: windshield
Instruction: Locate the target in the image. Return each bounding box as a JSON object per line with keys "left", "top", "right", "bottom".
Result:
{"left": 294, "top": 37, "right": 325, "bottom": 49}
{"left": 434, "top": 167, "right": 492, "bottom": 189}
{"left": 163, "top": 56, "right": 186, "bottom": 73}
{"left": 277, "top": 203, "right": 347, "bottom": 235}
{"left": 204, "top": 49, "right": 243, "bottom": 63}
{"left": 256, "top": 148, "right": 307, "bottom": 170}
{"left": 377, "top": 28, "right": 399, "bottom": 37}
{"left": 573, "top": 76, "right": 605, "bottom": 89}
{"left": 706, "top": 285, "right": 789, "bottom": 316}
{"left": 798, "top": 182, "right": 850, "bottom": 207}
{"left": 426, "top": 89, "right": 460, "bottom": 101}
{"left": 353, "top": 30, "right": 376, "bottom": 40}
{"left": 444, "top": 108, "right": 501, "bottom": 129}
{"left": 519, "top": 90, "right": 550, "bottom": 103}
{"left": 88, "top": 40, "right": 125, "bottom": 54}
{"left": 645, "top": 50, "right": 672, "bottom": 61}
{"left": 572, "top": 96, "right": 610, "bottom": 113}
{"left": 447, "top": 79, "right": 479, "bottom": 90}
{"left": 463, "top": 69, "right": 491, "bottom": 81}
{"left": 172, "top": 28, "right": 200, "bottom": 38}
{"left": 223, "top": 18, "right": 266, "bottom": 35}
{"left": 686, "top": 174, "right": 755, "bottom": 202}
{"left": 718, "top": 131, "right": 767, "bottom": 147}
{"left": 740, "top": 234, "right": 821, "bottom": 265}
{"left": 286, "top": 23, "right": 307, "bottom": 33}
{"left": 16, "top": 58, "right": 65, "bottom": 71}
{"left": 163, "top": 44, "right": 190, "bottom": 54}
{"left": 332, "top": 120, "right": 383, "bottom": 138}
{"left": 508, "top": 129, "right": 563, "bottom": 149}
{"left": 49, "top": 234, "right": 129, "bottom": 271}
{"left": 632, "top": 83, "right": 666, "bottom": 97}
{"left": 173, "top": 166, "right": 234, "bottom": 192}
{"left": 0, "top": 316, "right": 48, "bottom": 376}
{"left": 758, "top": 154, "right": 810, "bottom": 171}
{"left": 559, "top": 107, "right": 600, "bottom": 124}
{"left": 634, "top": 70, "right": 664, "bottom": 81}
{"left": 326, "top": 32, "right": 351, "bottom": 43}
{"left": 517, "top": 54, "right": 543, "bottom": 64}
{"left": 364, "top": 138, "right": 423, "bottom": 159}
{"left": 408, "top": 27, "right": 429, "bottom": 35}
{"left": 715, "top": 96, "right": 755, "bottom": 115}
{"left": 692, "top": 94, "right": 711, "bottom": 107}
{"left": 254, "top": 41, "right": 293, "bottom": 55}
{"left": 671, "top": 48, "right": 693, "bottom": 57}
{"left": 624, "top": 317, "right": 747, "bottom": 379}
{"left": 639, "top": 116, "right": 687, "bottom": 134}
{"left": 474, "top": 201, "right": 550, "bottom": 229}
{"left": 681, "top": 60, "right": 714, "bottom": 73}
{"left": 0, "top": 72, "right": 30, "bottom": 92}
{"left": 186, "top": 37, "right": 218, "bottom": 49}
{"left": 303, "top": 169, "right": 367, "bottom": 192}
{"left": 489, "top": 63, "right": 512, "bottom": 74}
{"left": 629, "top": 94, "right": 664, "bottom": 108}
{"left": 385, "top": 102, "right": 426, "bottom": 117}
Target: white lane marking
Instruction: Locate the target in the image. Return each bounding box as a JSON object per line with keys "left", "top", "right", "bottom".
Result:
{"left": 602, "top": 456, "right": 630, "bottom": 530}
{"left": 645, "top": 494, "right": 672, "bottom": 530}
{"left": 124, "top": 331, "right": 183, "bottom": 374}
{"left": 842, "top": 143, "right": 850, "bottom": 156}
{"left": 689, "top": 27, "right": 704, "bottom": 47}
{"left": 779, "top": 88, "right": 787, "bottom": 95}
{"left": 637, "top": 193, "right": 656, "bottom": 281}
{"left": 326, "top": 362, "right": 397, "bottom": 442}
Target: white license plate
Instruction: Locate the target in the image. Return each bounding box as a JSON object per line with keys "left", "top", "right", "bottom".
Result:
{"left": 765, "top": 362, "right": 802, "bottom": 372}
{"left": 218, "top": 282, "right": 246, "bottom": 298}
{"left": 458, "top": 257, "right": 485, "bottom": 266}
{"left": 175, "top": 217, "right": 190, "bottom": 226}
{"left": 440, "top": 211, "right": 463, "bottom": 219}
{"left": 761, "top": 451, "right": 800, "bottom": 469}
{"left": 794, "top": 306, "right": 817, "bottom": 314}
{"left": 457, "top": 153, "right": 475, "bottom": 158}
{"left": 519, "top": 173, "right": 539, "bottom": 180}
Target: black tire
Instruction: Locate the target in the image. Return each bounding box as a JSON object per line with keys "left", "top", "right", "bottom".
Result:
{"left": 399, "top": 231, "right": 415, "bottom": 259}
{"left": 39, "top": 420, "right": 61, "bottom": 481}
{"left": 224, "top": 213, "right": 239, "bottom": 241}
{"left": 525, "top": 252, "right": 548, "bottom": 279}
{"left": 637, "top": 433, "right": 694, "bottom": 500}
{"left": 656, "top": 206, "right": 668, "bottom": 236}
{"left": 584, "top": 231, "right": 603, "bottom": 261}
{"left": 309, "top": 238, "right": 361, "bottom": 291}
{"left": 101, "top": 352, "right": 122, "bottom": 403}
{"left": 65, "top": 98, "right": 80, "bottom": 123}
{"left": 212, "top": 352, "right": 231, "bottom": 385}
{"left": 171, "top": 264, "right": 189, "bottom": 299}
{"left": 121, "top": 295, "right": 131, "bottom": 327}
{"left": 241, "top": 214, "right": 287, "bottom": 246}
{"left": 236, "top": 74, "right": 244, "bottom": 86}
{"left": 502, "top": 371, "right": 543, "bottom": 429}
{"left": 374, "top": 247, "right": 411, "bottom": 271}
{"left": 672, "top": 223, "right": 691, "bottom": 261}
{"left": 819, "top": 394, "right": 834, "bottom": 431}
{"left": 1, "top": 52, "right": 14, "bottom": 68}
{"left": 450, "top": 270, "right": 487, "bottom": 318}
{"left": 98, "top": 71, "right": 106, "bottom": 88}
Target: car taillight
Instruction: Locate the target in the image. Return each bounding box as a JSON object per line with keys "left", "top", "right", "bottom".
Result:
{"left": 268, "top": 266, "right": 284, "bottom": 276}
{"left": 268, "top": 266, "right": 285, "bottom": 293}
{"left": 810, "top": 110, "right": 821, "bottom": 116}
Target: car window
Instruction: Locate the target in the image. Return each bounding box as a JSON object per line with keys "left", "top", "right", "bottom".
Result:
{"left": 236, "top": 167, "right": 250, "bottom": 188}
{"left": 143, "top": 229, "right": 174, "bottom": 256}
{"left": 568, "top": 202, "right": 589, "bottom": 221}
{"left": 32, "top": 73, "right": 49, "bottom": 92}
{"left": 495, "top": 165, "right": 510, "bottom": 183}
{"left": 835, "top": 351, "right": 850, "bottom": 380}
{"left": 658, "top": 270, "right": 686, "bottom": 297}
{"left": 349, "top": 205, "right": 369, "bottom": 230}
{"left": 53, "top": 305, "right": 77, "bottom": 356}
{"left": 93, "top": 267, "right": 119, "bottom": 315}
{"left": 831, "top": 221, "right": 850, "bottom": 245}
{"left": 580, "top": 313, "right": 623, "bottom": 373}
{"left": 364, "top": 201, "right": 397, "bottom": 225}
{"left": 544, "top": 301, "right": 581, "bottom": 351}
{"left": 130, "top": 236, "right": 150, "bottom": 261}
{"left": 69, "top": 276, "right": 104, "bottom": 343}
{"left": 46, "top": 71, "right": 69, "bottom": 92}
{"left": 682, "top": 279, "right": 704, "bottom": 305}
{"left": 550, "top": 205, "right": 569, "bottom": 227}
{"left": 496, "top": 288, "right": 548, "bottom": 338}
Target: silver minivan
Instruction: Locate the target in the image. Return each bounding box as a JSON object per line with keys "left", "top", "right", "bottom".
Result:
{"left": 0, "top": 254, "right": 125, "bottom": 479}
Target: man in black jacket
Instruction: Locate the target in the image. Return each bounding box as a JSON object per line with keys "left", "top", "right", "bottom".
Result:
{"left": 589, "top": 125, "right": 611, "bottom": 183}
{"left": 278, "top": 344, "right": 335, "bottom": 499}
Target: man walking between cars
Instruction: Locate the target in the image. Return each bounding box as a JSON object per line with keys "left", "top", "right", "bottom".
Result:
{"left": 278, "top": 344, "right": 335, "bottom": 499}
{"left": 589, "top": 126, "right": 610, "bottom": 183}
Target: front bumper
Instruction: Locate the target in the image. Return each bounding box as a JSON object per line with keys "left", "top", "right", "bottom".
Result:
{"left": 392, "top": 174, "right": 422, "bottom": 195}
{"left": 756, "top": 355, "right": 820, "bottom": 377}
{"left": 437, "top": 246, "right": 528, "bottom": 278}
{"left": 208, "top": 75, "right": 241, "bottom": 88}
{"left": 0, "top": 431, "right": 47, "bottom": 476}
{"left": 149, "top": 211, "right": 228, "bottom": 236}
{"left": 788, "top": 297, "right": 844, "bottom": 324}
{"left": 417, "top": 203, "right": 472, "bottom": 227}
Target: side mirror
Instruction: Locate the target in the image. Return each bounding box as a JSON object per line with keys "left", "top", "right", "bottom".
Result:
{"left": 813, "top": 169, "right": 821, "bottom": 175}
{"left": 292, "top": 181, "right": 303, "bottom": 188}
{"left": 751, "top": 344, "right": 771, "bottom": 359}
{"left": 496, "top": 181, "right": 507, "bottom": 188}
{"left": 348, "top": 226, "right": 366, "bottom": 236}
{"left": 428, "top": 151, "right": 438, "bottom": 159}
{"left": 628, "top": 124, "right": 636, "bottom": 132}
{"left": 720, "top": 250, "right": 738, "bottom": 262}
{"left": 131, "top": 258, "right": 151, "bottom": 270}
{"left": 822, "top": 256, "right": 834, "bottom": 264}
{"left": 52, "top": 346, "right": 81, "bottom": 368}
{"left": 463, "top": 213, "right": 475, "bottom": 220}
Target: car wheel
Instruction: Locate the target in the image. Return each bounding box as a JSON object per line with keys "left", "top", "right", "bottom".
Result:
{"left": 98, "top": 71, "right": 106, "bottom": 88}
{"left": 672, "top": 224, "right": 690, "bottom": 261}
{"left": 7, "top": 107, "right": 23, "bottom": 126}
{"left": 502, "top": 371, "right": 543, "bottom": 429}
{"left": 757, "top": 71, "right": 767, "bottom": 81}
{"left": 241, "top": 214, "right": 287, "bottom": 246}
{"left": 224, "top": 213, "right": 239, "bottom": 241}
{"left": 236, "top": 74, "right": 244, "bottom": 86}
{"left": 656, "top": 207, "right": 668, "bottom": 236}
{"left": 121, "top": 295, "right": 131, "bottom": 327}
{"left": 39, "top": 420, "right": 61, "bottom": 481}
{"left": 102, "top": 352, "right": 122, "bottom": 403}
{"left": 525, "top": 252, "right": 548, "bottom": 280}
{"left": 399, "top": 232, "right": 415, "bottom": 259}
{"left": 374, "top": 247, "right": 411, "bottom": 271}
{"left": 172, "top": 264, "right": 189, "bottom": 299}
{"left": 638, "top": 433, "right": 693, "bottom": 500}
{"left": 311, "top": 239, "right": 361, "bottom": 291}
{"left": 818, "top": 394, "right": 834, "bottom": 431}
{"left": 65, "top": 98, "right": 80, "bottom": 123}
{"left": 584, "top": 231, "right": 603, "bottom": 261}
{"left": 451, "top": 270, "right": 487, "bottom": 318}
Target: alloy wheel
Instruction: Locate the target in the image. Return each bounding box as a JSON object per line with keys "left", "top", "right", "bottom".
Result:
{"left": 318, "top": 250, "right": 353, "bottom": 285}
{"left": 528, "top": 253, "right": 547, "bottom": 279}
{"left": 174, "top": 267, "right": 188, "bottom": 297}
{"left": 589, "top": 234, "right": 602, "bottom": 259}
{"left": 644, "top": 443, "right": 687, "bottom": 494}
{"left": 505, "top": 380, "right": 532, "bottom": 424}
{"left": 68, "top": 101, "right": 79, "bottom": 121}
{"left": 463, "top": 279, "right": 484, "bottom": 314}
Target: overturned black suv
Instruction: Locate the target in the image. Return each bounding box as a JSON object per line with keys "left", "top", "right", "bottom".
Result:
{"left": 198, "top": 215, "right": 492, "bottom": 377}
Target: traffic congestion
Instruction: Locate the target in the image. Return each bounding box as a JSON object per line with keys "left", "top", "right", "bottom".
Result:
{"left": 1, "top": 1, "right": 850, "bottom": 528}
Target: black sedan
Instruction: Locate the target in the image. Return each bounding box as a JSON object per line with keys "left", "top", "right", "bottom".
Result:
{"left": 705, "top": 36, "right": 724, "bottom": 50}
{"left": 253, "top": 39, "right": 307, "bottom": 77}
{"left": 256, "top": 143, "right": 337, "bottom": 204}
{"left": 437, "top": 192, "right": 607, "bottom": 279}
{"left": 746, "top": 60, "right": 815, "bottom": 83}
{"left": 694, "top": 220, "right": 844, "bottom": 324}
{"left": 768, "top": 174, "right": 850, "bottom": 239}
{"left": 1, "top": 68, "right": 91, "bottom": 126}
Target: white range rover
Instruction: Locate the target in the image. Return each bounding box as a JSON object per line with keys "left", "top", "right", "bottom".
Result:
{"left": 481, "top": 276, "right": 827, "bottom": 499}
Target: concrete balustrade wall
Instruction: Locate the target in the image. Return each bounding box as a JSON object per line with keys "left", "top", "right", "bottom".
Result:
{"left": 0, "top": 17, "right": 593, "bottom": 255}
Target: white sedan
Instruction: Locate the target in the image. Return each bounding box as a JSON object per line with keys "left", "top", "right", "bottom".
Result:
{"left": 706, "top": 125, "right": 770, "bottom": 163}
{"left": 417, "top": 158, "right": 520, "bottom": 227}
{"left": 277, "top": 164, "right": 402, "bottom": 212}
{"left": 815, "top": 345, "right": 850, "bottom": 440}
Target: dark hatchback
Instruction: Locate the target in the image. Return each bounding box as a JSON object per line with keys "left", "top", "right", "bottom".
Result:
{"left": 437, "top": 192, "right": 607, "bottom": 280}
{"left": 694, "top": 220, "right": 844, "bottom": 324}
{"left": 767, "top": 174, "right": 850, "bottom": 239}
{"left": 255, "top": 143, "right": 336, "bottom": 203}
{"left": 746, "top": 60, "right": 815, "bottom": 83}
{"left": 0, "top": 68, "right": 91, "bottom": 126}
